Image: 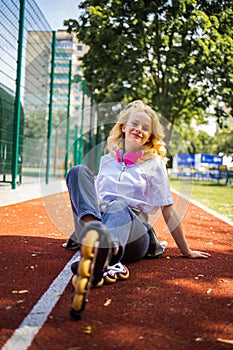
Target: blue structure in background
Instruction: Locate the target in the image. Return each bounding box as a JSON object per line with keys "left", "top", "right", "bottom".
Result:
{"left": 177, "top": 154, "right": 195, "bottom": 167}
{"left": 200, "top": 154, "right": 222, "bottom": 166}
{"left": 173, "top": 153, "right": 232, "bottom": 185}
{"left": 176, "top": 153, "right": 223, "bottom": 169}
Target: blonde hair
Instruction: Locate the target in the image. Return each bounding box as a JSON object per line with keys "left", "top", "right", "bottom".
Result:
{"left": 107, "top": 100, "right": 167, "bottom": 162}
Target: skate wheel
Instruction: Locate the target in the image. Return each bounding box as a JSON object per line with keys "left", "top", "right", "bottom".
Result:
{"left": 96, "top": 277, "right": 104, "bottom": 287}
{"left": 75, "top": 277, "right": 89, "bottom": 294}
{"left": 72, "top": 274, "right": 78, "bottom": 288}
{"left": 118, "top": 265, "right": 130, "bottom": 280}
{"left": 81, "top": 230, "right": 99, "bottom": 258}
{"left": 72, "top": 292, "right": 85, "bottom": 312}
{"left": 78, "top": 258, "right": 91, "bottom": 277}
{"left": 104, "top": 274, "right": 117, "bottom": 284}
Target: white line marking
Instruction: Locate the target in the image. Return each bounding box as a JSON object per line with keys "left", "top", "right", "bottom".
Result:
{"left": 172, "top": 188, "right": 233, "bottom": 227}
{"left": 2, "top": 251, "right": 80, "bottom": 350}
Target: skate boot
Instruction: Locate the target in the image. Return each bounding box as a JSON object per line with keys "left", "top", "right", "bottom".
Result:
{"left": 103, "top": 262, "right": 130, "bottom": 284}
{"left": 70, "top": 221, "right": 112, "bottom": 320}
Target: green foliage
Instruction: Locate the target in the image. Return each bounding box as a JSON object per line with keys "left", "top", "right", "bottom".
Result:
{"left": 24, "top": 110, "right": 47, "bottom": 140}
{"left": 65, "top": 0, "right": 233, "bottom": 136}
{"left": 168, "top": 119, "right": 233, "bottom": 157}
{"left": 168, "top": 123, "right": 214, "bottom": 156}
{"left": 24, "top": 109, "right": 67, "bottom": 140}
{"left": 212, "top": 121, "right": 233, "bottom": 155}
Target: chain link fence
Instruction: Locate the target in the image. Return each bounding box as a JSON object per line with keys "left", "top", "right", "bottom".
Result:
{"left": 0, "top": 0, "right": 97, "bottom": 188}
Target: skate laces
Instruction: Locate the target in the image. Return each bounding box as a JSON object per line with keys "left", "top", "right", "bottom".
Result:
{"left": 103, "top": 262, "right": 127, "bottom": 278}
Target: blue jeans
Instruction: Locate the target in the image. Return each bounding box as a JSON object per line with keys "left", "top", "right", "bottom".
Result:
{"left": 66, "top": 165, "right": 150, "bottom": 263}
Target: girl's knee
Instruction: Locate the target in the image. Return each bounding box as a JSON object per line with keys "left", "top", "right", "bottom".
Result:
{"left": 66, "top": 165, "right": 92, "bottom": 184}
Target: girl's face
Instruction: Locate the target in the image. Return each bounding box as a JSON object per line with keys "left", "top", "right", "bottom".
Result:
{"left": 122, "top": 111, "right": 152, "bottom": 152}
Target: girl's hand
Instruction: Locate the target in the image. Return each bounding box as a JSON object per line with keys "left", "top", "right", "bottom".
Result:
{"left": 184, "top": 250, "right": 211, "bottom": 259}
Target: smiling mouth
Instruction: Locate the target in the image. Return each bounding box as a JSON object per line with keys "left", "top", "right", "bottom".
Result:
{"left": 131, "top": 133, "right": 141, "bottom": 138}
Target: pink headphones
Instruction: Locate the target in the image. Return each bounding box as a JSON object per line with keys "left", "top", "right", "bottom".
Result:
{"left": 116, "top": 149, "right": 145, "bottom": 165}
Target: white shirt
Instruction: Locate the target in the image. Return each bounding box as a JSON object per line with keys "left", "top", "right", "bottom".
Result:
{"left": 95, "top": 154, "right": 173, "bottom": 214}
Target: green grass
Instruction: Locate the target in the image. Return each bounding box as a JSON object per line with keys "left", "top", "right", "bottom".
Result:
{"left": 169, "top": 178, "right": 233, "bottom": 222}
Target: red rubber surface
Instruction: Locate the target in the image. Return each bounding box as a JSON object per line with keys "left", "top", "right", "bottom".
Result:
{"left": 0, "top": 192, "right": 232, "bottom": 350}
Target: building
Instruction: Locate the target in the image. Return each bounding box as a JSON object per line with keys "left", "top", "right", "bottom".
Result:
{"left": 24, "top": 30, "right": 52, "bottom": 115}
{"left": 54, "top": 30, "right": 89, "bottom": 120}
{"left": 24, "top": 29, "right": 89, "bottom": 121}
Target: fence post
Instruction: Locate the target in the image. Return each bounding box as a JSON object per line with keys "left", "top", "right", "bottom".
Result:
{"left": 73, "top": 75, "right": 86, "bottom": 164}
{"left": 64, "top": 60, "right": 72, "bottom": 178}
{"left": 46, "top": 30, "right": 56, "bottom": 184}
{"left": 12, "top": 0, "right": 25, "bottom": 189}
{"left": 73, "top": 124, "right": 78, "bottom": 165}
{"left": 89, "top": 94, "right": 94, "bottom": 151}
{"left": 79, "top": 79, "right": 86, "bottom": 163}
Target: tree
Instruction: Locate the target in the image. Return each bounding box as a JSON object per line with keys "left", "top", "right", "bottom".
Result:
{"left": 211, "top": 120, "right": 233, "bottom": 155}
{"left": 24, "top": 109, "right": 67, "bottom": 140}
{"left": 65, "top": 0, "right": 233, "bottom": 140}
{"left": 24, "top": 110, "right": 47, "bottom": 140}
{"left": 168, "top": 122, "right": 214, "bottom": 157}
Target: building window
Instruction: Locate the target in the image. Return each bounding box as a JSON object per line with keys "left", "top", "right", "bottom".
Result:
{"left": 55, "top": 63, "right": 70, "bottom": 69}
{"left": 55, "top": 53, "right": 72, "bottom": 59}
{"left": 57, "top": 40, "right": 73, "bottom": 49}
{"left": 54, "top": 73, "right": 69, "bottom": 79}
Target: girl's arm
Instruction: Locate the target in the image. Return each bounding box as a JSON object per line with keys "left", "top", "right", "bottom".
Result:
{"left": 161, "top": 204, "right": 210, "bottom": 259}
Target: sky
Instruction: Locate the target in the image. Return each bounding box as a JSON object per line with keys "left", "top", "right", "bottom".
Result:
{"left": 35, "top": 0, "right": 80, "bottom": 30}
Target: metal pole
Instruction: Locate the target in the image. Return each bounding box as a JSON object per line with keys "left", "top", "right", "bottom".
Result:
{"left": 46, "top": 30, "right": 56, "bottom": 184}
{"left": 64, "top": 60, "right": 72, "bottom": 178}
{"left": 53, "top": 127, "right": 58, "bottom": 177}
{"left": 78, "top": 79, "right": 86, "bottom": 163}
{"left": 89, "top": 94, "right": 94, "bottom": 151}
{"left": 12, "top": 0, "right": 25, "bottom": 189}
{"left": 73, "top": 124, "right": 78, "bottom": 165}
{"left": 96, "top": 105, "right": 102, "bottom": 169}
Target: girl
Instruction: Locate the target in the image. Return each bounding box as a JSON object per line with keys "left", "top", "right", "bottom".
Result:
{"left": 67, "top": 100, "right": 210, "bottom": 319}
